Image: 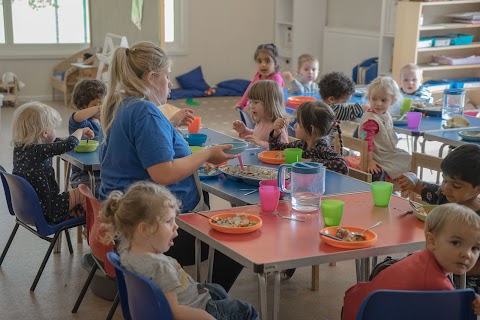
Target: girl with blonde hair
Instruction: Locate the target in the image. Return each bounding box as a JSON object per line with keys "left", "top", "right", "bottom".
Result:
{"left": 232, "top": 80, "right": 290, "bottom": 148}
{"left": 12, "top": 101, "right": 93, "bottom": 223}
{"left": 99, "top": 41, "right": 242, "bottom": 292}
{"left": 100, "top": 181, "right": 259, "bottom": 320}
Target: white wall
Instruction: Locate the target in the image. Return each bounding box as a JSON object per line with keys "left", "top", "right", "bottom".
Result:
{"left": 0, "top": 0, "right": 274, "bottom": 101}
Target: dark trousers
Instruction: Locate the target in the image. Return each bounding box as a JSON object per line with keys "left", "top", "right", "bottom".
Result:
{"left": 166, "top": 228, "right": 244, "bottom": 292}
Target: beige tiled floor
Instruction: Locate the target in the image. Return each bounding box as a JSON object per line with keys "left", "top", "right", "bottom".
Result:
{"left": 0, "top": 97, "right": 442, "bottom": 319}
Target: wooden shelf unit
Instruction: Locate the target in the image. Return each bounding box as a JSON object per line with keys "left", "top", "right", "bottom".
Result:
{"left": 392, "top": 0, "right": 480, "bottom": 102}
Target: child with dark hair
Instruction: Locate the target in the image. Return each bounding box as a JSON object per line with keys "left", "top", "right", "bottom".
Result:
{"left": 319, "top": 72, "right": 363, "bottom": 121}
{"left": 69, "top": 79, "right": 107, "bottom": 196}
{"left": 342, "top": 203, "right": 480, "bottom": 320}
{"left": 234, "top": 43, "right": 284, "bottom": 110}
{"left": 270, "top": 101, "right": 348, "bottom": 174}
{"left": 400, "top": 143, "right": 480, "bottom": 292}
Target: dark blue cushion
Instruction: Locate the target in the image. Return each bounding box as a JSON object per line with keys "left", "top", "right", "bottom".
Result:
{"left": 168, "top": 89, "right": 205, "bottom": 100}
{"left": 216, "top": 79, "right": 250, "bottom": 94}
{"left": 210, "top": 87, "right": 243, "bottom": 97}
{"left": 176, "top": 66, "right": 210, "bottom": 91}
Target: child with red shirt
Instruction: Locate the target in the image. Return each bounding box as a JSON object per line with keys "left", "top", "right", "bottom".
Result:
{"left": 342, "top": 203, "right": 480, "bottom": 320}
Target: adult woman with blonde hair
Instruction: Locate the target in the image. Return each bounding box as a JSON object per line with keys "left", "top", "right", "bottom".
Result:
{"left": 99, "top": 41, "right": 242, "bottom": 291}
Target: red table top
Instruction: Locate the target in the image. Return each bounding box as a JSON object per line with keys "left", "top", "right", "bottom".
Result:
{"left": 177, "top": 192, "right": 426, "bottom": 272}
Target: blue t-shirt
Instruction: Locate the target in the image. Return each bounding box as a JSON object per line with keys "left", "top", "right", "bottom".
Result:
{"left": 99, "top": 98, "right": 199, "bottom": 212}
{"left": 68, "top": 113, "right": 103, "bottom": 175}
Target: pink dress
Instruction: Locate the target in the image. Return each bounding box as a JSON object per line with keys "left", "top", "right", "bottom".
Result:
{"left": 237, "top": 72, "right": 285, "bottom": 109}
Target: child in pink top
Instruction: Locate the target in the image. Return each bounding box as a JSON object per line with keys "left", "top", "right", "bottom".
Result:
{"left": 342, "top": 203, "right": 480, "bottom": 320}
{"left": 235, "top": 44, "right": 285, "bottom": 110}
{"left": 232, "top": 80, "right": 289, "bottom": 148}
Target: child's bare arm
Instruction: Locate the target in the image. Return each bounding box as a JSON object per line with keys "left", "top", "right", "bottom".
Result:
{"left": 398, "top": 172, "right": 425, "bottom": 196}
{"left": 71, "top": 127, "right": 94, "bottom": 141}
{"left": 282, "top": 71, "right": 294, "bottom": 83}
{"left": 473, "top": 295, "right": 480, "bottom": 315}
{"left": 366, "top": 151, "right": 381, "bottom": 174}
{"left": 73, "top": 106, "right": 101, "bottom": 123}
{"left": 273, "top": 118, "right": 287, "bottom": 138}
{"left": 165, "top": 289, "right": 215, "bottom": 320}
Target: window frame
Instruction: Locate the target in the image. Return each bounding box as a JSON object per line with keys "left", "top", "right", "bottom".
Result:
{"left": 163, "top": 0, "right": 188, "bottom": 56}
{"left": 0, "top": 0, "right": 90, "bottom": 60}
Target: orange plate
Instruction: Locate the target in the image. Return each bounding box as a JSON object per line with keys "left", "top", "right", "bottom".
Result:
{"left": 208, "top": 213, "right": 263, "bottom": 234}
{"left": 319, "top": 226, "right": 377, "bottom": 249}
{"left": 206, "top": 161, "right": 227, "bottom": 168}
{"left": 287, "top": 96, "right": 316, "bottom": 105}
{"left": 258, "top": 151, "right": 286, "bottom": 165}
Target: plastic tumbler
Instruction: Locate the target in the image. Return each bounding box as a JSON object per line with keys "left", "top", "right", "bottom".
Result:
{"left": 260, "top": 179, "right": 287, "bottom": 199}
{"left": 406, "top": 112, "right": 422, "bottom": 129}
{"left": 321, "top": 199, "right": 344, "bottom": 227}
{"left": 400, "top": 98, "right": 413, "bottom": 115}
{"left": 285, "top": 148, "right": 303, "bottom": 164}
{"left": 259, "top": 186, "right": 280, "bottom": 212}
{"left": 188, "top": 116, "right": 202, "bottom": 134}
{"left": 371, "top": 181, "right": 393, "bottom": 207}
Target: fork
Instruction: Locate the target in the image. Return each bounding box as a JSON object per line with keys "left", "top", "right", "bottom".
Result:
{"left": 351, "top": 221, "right": 382, "bottom": 236}
{"left": 408, "top": 198, "right": 421, "bottom": 212}
{"left": 273, "top": 212, "right": 305, "bottom": 222}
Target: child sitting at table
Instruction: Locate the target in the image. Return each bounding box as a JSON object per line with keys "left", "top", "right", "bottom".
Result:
{"left": 319, "top": 71, "right": 364, "bottom": 122}
{"left": 100, "top": 181, "right": 259, "bottom": 320}
{"left": 11, "top": 101, "right": 94, "bottom": 224}
{"left": 399, "top": 144, "right": 480, "bottom": 292}
{"left": 232, "top": 80, "right": 290, "bottom": 148}
{"left": 234, "top": 43, "right": 284, "bottom": 110}
{"left": 282, "top": 54, "right": 319, "bottom": 94}
{"left": 359, "top": 76, "right": 411, "bottom": 183}
{"left": 69, "top": 79, "right": 107, "bottom": 196}
{"left": 270, "top": 101, "right": 348, "bottom": 175}
{"left": 342, "top": 203, "right": 480, "bottom": 320}
{"left": 399, "top": 63, "right": 432, "bottom": 102}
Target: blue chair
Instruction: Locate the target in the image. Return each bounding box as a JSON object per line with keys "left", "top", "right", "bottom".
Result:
{"left": 236, "top": 107, "right": 256, "bottom": 129}
{"left": 0, "top": 170, "right": 85, "bottom": 291}
{"left": 356, "top": 289, "right": 477, "bottom": 320}
{"left": 107, "top": 252, "right": 174, "bottom": 320}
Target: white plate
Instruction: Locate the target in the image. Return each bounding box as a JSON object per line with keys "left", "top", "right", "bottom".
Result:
{"left": 459, "top": 130, "right": 480, "bottom": 142}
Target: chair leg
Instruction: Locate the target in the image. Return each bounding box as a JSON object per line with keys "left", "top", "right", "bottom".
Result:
{"left": 72, "top": 263, "right": 98, "bottom": 313}
{"left": 0, "top": 223, "right": 20, "bottom": 266}
{"left": 106, "top": 292, "right": 120, "bottom": 320}
{"left": 63, "top": 92, "right": 68, "bottom": 107}
{"left": 65, "top": 229, "right": 74, "bottom": 254}
{"left": 30, "top": 231, "right": 62, "bottom": 292}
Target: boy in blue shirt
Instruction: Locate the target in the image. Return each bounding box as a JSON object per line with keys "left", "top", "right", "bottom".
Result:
{"left": 69, "top": 79, "right": 106, "bottom": 197}
{"left": 399, "top": 63, "right": 432, "bottom": 102}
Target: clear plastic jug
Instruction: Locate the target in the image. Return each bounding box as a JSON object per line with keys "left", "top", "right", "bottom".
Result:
{"left": 442, "top": 88, "right": 465, "bottom": 120}
{"left": 278, "top": 162, "right": 325, "bottom": 212}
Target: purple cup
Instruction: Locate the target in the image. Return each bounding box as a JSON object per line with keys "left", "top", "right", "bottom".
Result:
{"left": 406, "top": 112, "right": 422, "bottom": 129}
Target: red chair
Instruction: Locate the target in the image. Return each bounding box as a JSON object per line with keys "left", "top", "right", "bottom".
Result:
{"left": 71, "top": 184, "right": 119, "bottom": 319}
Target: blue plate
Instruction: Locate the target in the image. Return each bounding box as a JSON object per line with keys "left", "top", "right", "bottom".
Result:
{"left": 391, "top": 115, "right": 407, "bottom": 126}
{"left": 458, "top": 130, "right": 480, "bottom": 142}
{"left": 197, "top": 167, "right": 221, "bottom": 179}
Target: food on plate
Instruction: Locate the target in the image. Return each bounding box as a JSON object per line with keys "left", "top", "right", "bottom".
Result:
{"left": 220, "top": 164, "right": 278, "bottom": 180}
{"left": 275, "top": 151, "right": 285, "bottom": 159}
{"left": 443, "top": 114, "right": 470, "bottom": 129}
{"left": 212, "top": 213, "right": 257, "bottom": 227}
{"left": 336, "top": 227, "right": 366, "bottom": 242}
{"left": 201, "top": 163, "right": 217, "bottom": 175}
{"left": 412, "top": 101, "right": 442, "bottom": 112}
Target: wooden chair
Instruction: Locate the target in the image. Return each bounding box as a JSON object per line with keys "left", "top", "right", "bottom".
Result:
{"left": 334, "top": 132, "right": 372, "bottom": 183}
{"left": 51, "top": 47, "right": 99, "bottom": 107}
{"left": 409, "top": 152, "right": 443, "bottom": 203}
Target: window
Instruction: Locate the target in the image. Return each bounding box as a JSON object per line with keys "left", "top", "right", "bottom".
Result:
{"left": 0, "top": 0, "right": 90, "bottom": 58}
{"left": 163, "top": 0, "right": 187, "bottom": 55}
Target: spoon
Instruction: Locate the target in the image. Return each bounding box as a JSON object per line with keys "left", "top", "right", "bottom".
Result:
{"left": 194, "top": 212, "right": 217, "bottom": 223}
{"left": 319, "top": 232, "right": 344, "bottom": 241}
{"left": 273, "top": 211, "right": 305, "bottom": 222}
{"left": 408, "top": 198, "right": 421, "bottom": 212}
{"left": 237, "top": 154, "right": 245, "bottom": 171}
{"left": 352, "top": 221, "right": 383, "bottom": 236}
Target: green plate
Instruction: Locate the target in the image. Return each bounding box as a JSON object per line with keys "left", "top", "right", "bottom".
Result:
{"left": 74, "top": 140, "right": 99, "bottom": 153}
{"left": 413, "top": 204, "right": 438, "bottom": 221}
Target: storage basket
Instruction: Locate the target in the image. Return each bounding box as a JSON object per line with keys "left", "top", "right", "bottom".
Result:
{"left": 451, "top": 77, "right": 480, "bottom": 89}
{"left": 433, "top": 55, "right": 480, "bottom": 65}
{"left": 418, "top": 38, "right": 433, "bottom": 48}
{"left": 445, "top": 34, "right": 474, "bottom": 46}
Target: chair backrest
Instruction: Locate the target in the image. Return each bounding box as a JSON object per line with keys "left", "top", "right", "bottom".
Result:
{"left": 334, "top": 133, "right": 372, "bottom": 182}
{"left": 107, "top": 252, "right": 174, "bottom": 320}
{"left": 78, "top": 184, "right": 115, "bottom": 278}
{"left": 356, "top": 289, "right": 476, "bottom": 320}
{"left": 410, "top": 152, "right": 443, "bottom": 202}
{"left": 0, "top": 165, "right": 14, "bottom": 215}
{"left": 0, "top": 171, "right": 54, "bottom": 235}
{"left": 236, "top": 107, "right": 256, "bottom": 129}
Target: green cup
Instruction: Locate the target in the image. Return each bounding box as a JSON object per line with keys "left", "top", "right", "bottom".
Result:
{"left": 321, "top": 199, "right": 345, "bottom": 227}
{"left": 371, "top": 181, "right": 394, "bottom": 207}
{"left": 285, "top": 148, "right": 303, "bottom": 164}
{"left": 400, "top": 98, "right": 413, "bottom": 115}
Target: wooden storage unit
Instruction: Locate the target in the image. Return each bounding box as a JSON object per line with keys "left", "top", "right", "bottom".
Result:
{"left": 392, "top": 0, "right": 480, "bottom": 104}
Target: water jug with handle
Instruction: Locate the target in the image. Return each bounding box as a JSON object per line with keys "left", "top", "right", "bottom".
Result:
{"left": 442, "top": 88, "right": 465, "bottom": 120}
{"left": 278, "top": 162, "right": 325, "bottom": 212}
